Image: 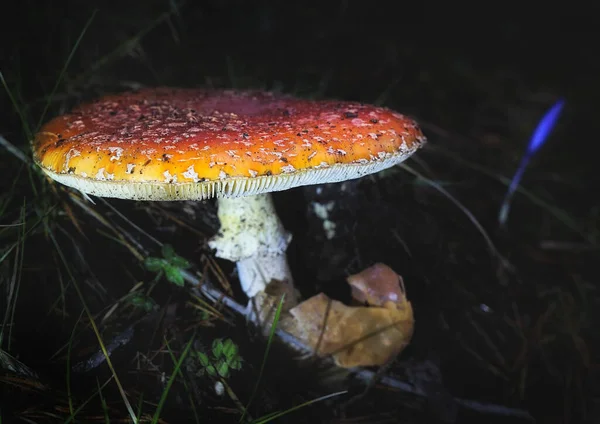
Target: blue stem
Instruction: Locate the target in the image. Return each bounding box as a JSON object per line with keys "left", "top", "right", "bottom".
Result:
{"left": 498, "top": 99, "right": 565, "bottom": 226}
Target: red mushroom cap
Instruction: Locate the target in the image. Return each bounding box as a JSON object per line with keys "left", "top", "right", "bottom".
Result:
{"left": 33, "top": 88, "right": 426, "bottom": 200}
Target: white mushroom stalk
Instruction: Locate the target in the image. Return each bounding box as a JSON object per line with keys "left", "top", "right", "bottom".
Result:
{"left": 208, "top": 193, "right": 298, "bottom": 310}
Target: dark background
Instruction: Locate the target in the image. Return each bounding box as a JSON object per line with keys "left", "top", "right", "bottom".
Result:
{"left": 1, "top": 1, "right": 599, "bottom": 423}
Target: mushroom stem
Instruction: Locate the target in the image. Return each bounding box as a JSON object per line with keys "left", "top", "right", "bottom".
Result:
{"left": 208, "top": 193, "right": 299, "bottom": 309}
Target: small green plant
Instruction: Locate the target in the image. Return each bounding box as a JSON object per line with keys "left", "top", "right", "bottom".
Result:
{"left": 196, "top": 338, "right": 243, "bottom": 379}
{"left": 144, "top": 244, "right": 190, "bottom": 286}
{"left": 126, "top": 293, "right": 157, "bottom": 312}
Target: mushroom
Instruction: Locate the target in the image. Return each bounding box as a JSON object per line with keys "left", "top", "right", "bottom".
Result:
{"left": 32, "top": 88, "right": 426, "bottom": 318}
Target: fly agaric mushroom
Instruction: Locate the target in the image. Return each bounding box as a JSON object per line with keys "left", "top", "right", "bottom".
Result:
{"left": 32, "top": 88, "right": 425, "bottom": 316}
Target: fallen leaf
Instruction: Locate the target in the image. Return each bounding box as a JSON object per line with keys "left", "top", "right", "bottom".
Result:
{"left": 285, "top": 263, "right": 414, "bottom": 367}
{"left": 347, "top": 262, "right": 406, "bottom": 308}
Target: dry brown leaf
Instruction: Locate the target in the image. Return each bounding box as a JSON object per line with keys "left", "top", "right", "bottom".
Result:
{"left": 347, "top": 262, "right": 406, "bottom": 308}
{"left": 286, "top": 263, "right": 413, "bottom": 367}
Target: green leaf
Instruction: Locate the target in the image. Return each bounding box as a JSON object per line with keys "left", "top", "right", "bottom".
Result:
{"left": 161, "top": 244, "right": 176, "bottom": 260}
{"left": 129, "top": 294, "right": 146, "bottom": 307}
{"left": 206, "top": 365, "right": 216, "bottom": 376}
{"left": 197, "top": 352, "right": 210, "bottom": 367}
{"left": 217, "top": 361, "right": 229, "bottom": 378}
{"left": 142, "top": 301, "right": 155, "bottom": 312}
{"left": 164, "top": 264, "right": 185, "bottom": 286}
{"left": 222, "top": 338, "right": 237, "bottom": 359}
{"left": 128, "top": 294, "right": 155, "bottom": 312}
{"left": 229, "top": 357, "right": 242, "bottom": 370}
{"left": 144, "top": 257, "right": 166, "bottom": 272}
{"left": 212, "top": 339, "right": 224, "bottom": 358}
{"left": 170, "top": 255, "right": 191, "bottom": 269}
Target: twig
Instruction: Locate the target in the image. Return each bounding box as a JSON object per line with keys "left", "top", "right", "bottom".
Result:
{"left": 73, "top": 326, "right": 134, "bottom": 373}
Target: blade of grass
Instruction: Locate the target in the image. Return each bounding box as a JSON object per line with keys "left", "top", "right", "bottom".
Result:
{"left": 151, "top": 334, "right": 196, "bottom": 424}
{"left": 0, "top": 135, "right": 32, "bottom": 166}
{"left": 0, "top": 76, "right": 32, "bottom": 141}
{"left": 0, "top": 202, "right": 26, "bottom": 351}
{"left": 73, "top": 9, "right": 176, "bottom": 85}
{"left": 36, "top": 10, "right": 98, "bottom": 131}
{"left": 240, "top": 294, "right": 285, "bottom": 423}
{"left": 63, "top": 376, "right": 114, "bottom": 424}
{"left": 66, "top": 310, "right": 85, "bottom": 421}
{"left": 97, "top": 377, "right": 111, "bottom": 424}
{"left": 252, "top": 390, "right": 347, "bottom": 424}
{"left": 399, "top": 162, "right": 507, "bottom": 267}
{"left": 0, "top": 205, "right": 56, "bottom": 267}
{"left": 99, "top": 198, "right": 162, "bottom": 247}
{"left": 135, "top": 393, "right": 145, "bottom": 424}
{"left": 45, "top": 225, "right": 138, "bottom": 422}
{"left": 165, "top": 338, "right": 201, "bottom": 424}
{"left": 69, "top": 194, "right": 146, "bottom": 261}
{"left": 10, "top": 202, "right": 27, "bottom": 347}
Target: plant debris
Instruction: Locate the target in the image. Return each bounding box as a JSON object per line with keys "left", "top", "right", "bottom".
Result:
{"left": 283, "top": 263, "right": 413, "bottom": 367}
